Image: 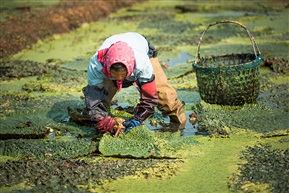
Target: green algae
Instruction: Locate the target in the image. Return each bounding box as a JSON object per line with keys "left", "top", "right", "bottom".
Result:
{"left": 101, "top": 131, "right": 288, "bottom": 193}
{"left": 100, "top": 130, "right": 256, "bottom": 193}
{"left": 269, "top": 75, "right": 289, "bottom": 85}
{"left": 0, "top": 76, "right": 38, "bottom": 93}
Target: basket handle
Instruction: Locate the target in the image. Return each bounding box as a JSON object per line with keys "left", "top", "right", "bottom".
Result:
{"left": 195, "top": 20, "right": 261, "bottom": 60}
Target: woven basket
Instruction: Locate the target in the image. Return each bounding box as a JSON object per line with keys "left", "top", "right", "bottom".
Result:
{"left": 192, "top": 20, "right": 264, "bottom": 106}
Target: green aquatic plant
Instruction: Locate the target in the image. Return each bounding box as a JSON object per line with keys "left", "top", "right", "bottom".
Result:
{"left": 0, "top": 138, "right": 97, "bottom": 159}
{"left": 0, "top": 60, "right": 59, "bottom": 81}
{"left": 109, "top": 107, "right": 133, "bottom": 119}
{"left": 0, "top": 92, "right": 82, "bottom": 118}
{"left": 229, "top": 143, "right": 289, "bottom": 193}
{"left": 1, "top": 0, "right": 288, "bottom": 192}
{"left": 258, "top": 71, "right": 289, "bottom": 111}
{"left": 1, "top": 113, "right": 97, "bottom": 140}
{"left": 22, "top": 68, "right": 86, "bottom": 92}
{"left": 0, "top": 157, "right": 183, "bottom": 192}
{"left": 139, "top": 12, "right": 197, "bottom": 34}
{"left": 0, "top": 122, "right": 51, "bottom": 140}
{"left": 99, "top": 126, "right": 199, "bottom": 158}
{"left": 193, "top": 100, "right": 289, "bottom": 136}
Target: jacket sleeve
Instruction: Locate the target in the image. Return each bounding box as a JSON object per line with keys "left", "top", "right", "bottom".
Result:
{"left": 82, "top": 85, "right": 108, "bottom": 121}
{"left": 134, "top": 78, "right": 158, "bottom": 123}
{"left": 87, "top": 55, "right": 105, "bottom": 86}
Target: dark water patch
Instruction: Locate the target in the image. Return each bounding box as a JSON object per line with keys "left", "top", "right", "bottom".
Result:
{"left": 177, "top": 90, "right": 201, "bottom": 107}
{"left": 47, "top": 99, "right": 84, "bottom": 122}
{"left": 142, "top": 109, "right": 198, "bottom": 137}
{"left": 181, "top": 111, "right": 199, "bottom": 136}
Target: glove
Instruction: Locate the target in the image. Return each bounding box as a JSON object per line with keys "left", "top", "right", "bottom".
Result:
{"left": 96, "top": 115, "right": 115, "bottom": 133}
{"left": 123, "top": 119, "right": 140, "bottom": 134}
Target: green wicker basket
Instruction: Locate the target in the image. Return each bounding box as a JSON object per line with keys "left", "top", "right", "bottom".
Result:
{"left": 192, "top": 20, "right": 264, "bottom": 106}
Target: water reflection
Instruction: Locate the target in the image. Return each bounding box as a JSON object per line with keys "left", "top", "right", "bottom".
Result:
{"left": 142, "top": 110, "right": 198, "bottom": 136}
{"left": 165, "top": 51, "right": 193, "bottom": 67}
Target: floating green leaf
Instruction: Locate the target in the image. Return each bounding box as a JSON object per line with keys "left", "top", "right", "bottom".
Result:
{"left": 99, "top": 126, "right": 199, "bottom": 158}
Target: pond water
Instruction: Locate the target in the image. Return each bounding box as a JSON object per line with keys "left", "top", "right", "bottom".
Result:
{"left": 165, "top": 51, "right": 193, "bottom": 67}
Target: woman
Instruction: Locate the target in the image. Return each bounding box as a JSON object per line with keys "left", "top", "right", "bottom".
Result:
{"left": 83, "top": 32, "right": 186, "bottom": 135}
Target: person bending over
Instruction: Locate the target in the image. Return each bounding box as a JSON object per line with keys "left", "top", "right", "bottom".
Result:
{"left": 82, "top": 32, "right": 186, "bottom": 135}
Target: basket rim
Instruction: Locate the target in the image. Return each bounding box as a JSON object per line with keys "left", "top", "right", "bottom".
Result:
{"left": 192, "top": 53, "right": 263, "bottom": 70}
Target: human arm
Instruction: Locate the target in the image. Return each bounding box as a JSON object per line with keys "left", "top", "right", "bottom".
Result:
{"left": 82, "top": 85, "right": 108, "bottom": 121}
{"left": 82, "top": 84, "right": 117, "bottom": 134}
{"left": 84, "top": 56, "right": 116, "bottom": 133}
{"left": 134, "top": 77, "right": 158, "bottom": 123}
{"left": 123, "top": 76, "right": 158, "bottom": 134}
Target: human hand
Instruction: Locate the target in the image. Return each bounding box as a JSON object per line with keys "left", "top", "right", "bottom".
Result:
{"left": 122, "top": 119, "right": 140, "bottom": 134}
{"left": 96, "top": 115, "right": 115, "bottom": 133}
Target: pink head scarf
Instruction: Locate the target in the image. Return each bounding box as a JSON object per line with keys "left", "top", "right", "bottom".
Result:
{"left": 97, "top": 41, "right": 135, "bottom": 92}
